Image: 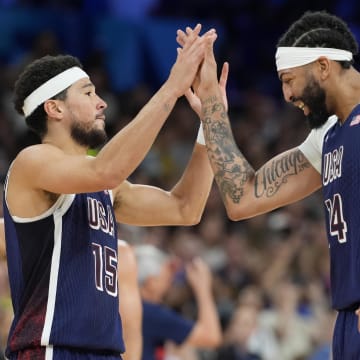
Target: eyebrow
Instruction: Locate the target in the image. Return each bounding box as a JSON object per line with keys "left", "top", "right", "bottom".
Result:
{"left": 80, "top": 81, "right": 95, "bottom": 89}
{"left": 278, "top": 71, "right": 291, "bottom": 81}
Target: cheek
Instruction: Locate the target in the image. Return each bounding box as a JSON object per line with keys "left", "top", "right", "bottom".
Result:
{"left": 72, "top": 104, "right": 95, "bottom": 123}
{"left": 71, "top": 96, "right": 93, "bottom": 112}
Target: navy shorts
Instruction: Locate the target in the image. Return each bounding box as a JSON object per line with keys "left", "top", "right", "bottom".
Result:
{"left": 8, "top": 347, "right": 123, "bottom": 360}
{"left": 333, "top": 309, "right": 360, "bottom": 359}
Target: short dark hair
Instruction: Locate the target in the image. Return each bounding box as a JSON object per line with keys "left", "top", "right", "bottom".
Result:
{"left": 13, "top": 54, "right": 83, "bottom": 139}
{"left": 277, "top": 11, "right": 358, "bottom": 69}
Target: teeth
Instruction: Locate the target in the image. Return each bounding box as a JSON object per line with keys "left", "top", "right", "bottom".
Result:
{"left": 299, "top": 103, "right": 305, "bottom": 110}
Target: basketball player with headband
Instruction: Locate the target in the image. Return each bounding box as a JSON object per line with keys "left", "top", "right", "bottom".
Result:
{"left": 182, "top": 10, "right": 360, "bottom": 360}
{"left": 2, "top": 25, "right": 225, "bottom": 360}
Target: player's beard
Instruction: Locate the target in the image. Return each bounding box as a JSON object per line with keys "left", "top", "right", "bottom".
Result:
{"left": 300, "top": 77, "right": 331, "bottom": 129}
{"left": 70, "top": 118, "right": 108, "bottom": 149}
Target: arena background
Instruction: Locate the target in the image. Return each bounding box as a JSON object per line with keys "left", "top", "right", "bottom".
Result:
{"left": 0, "top": 1, "right": 359, "bottom": 359}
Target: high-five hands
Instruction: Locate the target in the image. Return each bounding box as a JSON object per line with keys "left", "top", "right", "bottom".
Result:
{"left": 168, "top": 24, "right": 218, "bottom": 99}
{"left": 176, "top": 26, "right": 229, "bottom": 117}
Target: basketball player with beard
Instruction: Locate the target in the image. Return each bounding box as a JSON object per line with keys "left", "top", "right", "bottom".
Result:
{"left": 180, "top": 10, "right": 360, "bottom": 360}
{"left": 2, "top": 25, "right": 221, "bottom": 359}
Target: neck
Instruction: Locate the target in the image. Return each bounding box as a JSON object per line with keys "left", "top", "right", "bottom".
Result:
{"left": 43, "top": 133, "right": 88, "bottom": 155}
{"left": 330, "top": 68, "right": 360, "bottom": 122}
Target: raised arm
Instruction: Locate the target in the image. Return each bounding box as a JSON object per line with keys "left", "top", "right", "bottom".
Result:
{"left": 11, "top": 26, "right": 216, "bottom": 196}
{"left": 208, "top": 144, "right": 321, "bottom": 220}
{"left": 112, "top": 32, "right": 227, "bottom": 227}
{"left": 196, "top": 32, "right": 321, "bottom": 221}
{"left": 183, "top": 258, "right": 222, "bottom": 348}
{"left": 112, "top": 139, "right": 213, "bottom": 227}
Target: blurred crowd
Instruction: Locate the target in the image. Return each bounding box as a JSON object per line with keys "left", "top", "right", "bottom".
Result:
{"left": 1, "top": 0, "right": 359, "bottom": 359}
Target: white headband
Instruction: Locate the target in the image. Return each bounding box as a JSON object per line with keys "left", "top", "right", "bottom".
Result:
{"left": 275, "top": 47, "right": 353, "bottom": 71}
{"left": 22, "top": 66, "right": 89, "bottom": 117}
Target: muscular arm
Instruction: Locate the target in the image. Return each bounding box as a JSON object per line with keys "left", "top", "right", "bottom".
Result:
{"left": 118, "top": 240, "right": 142, "bottom": 360}
{"left": 112, "top": 143, "right": 213, "bottom": 226}
{"left": 9, "top": 27, "right": 213, "bottom": 201}
{"left": 200, "top": 93, "right": 321, "bottom": 221}
{"left": 192, "top": 37, "right": 321, "bottom": 220}
{"left": 12, "top": 87, "right": 180, "bottom": 197}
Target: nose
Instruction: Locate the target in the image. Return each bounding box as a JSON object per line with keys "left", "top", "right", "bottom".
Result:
{"left": 97, "top": 96, "right": 107, "bottom": 110}
{"left": 282, "top": 84, "right": 293, "bottom": 103}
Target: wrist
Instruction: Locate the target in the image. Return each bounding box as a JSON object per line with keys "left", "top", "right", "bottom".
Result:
{"left": 160, "top": 81, "right": 181, "bottom": 102}
{"left": 198, "top": 84, "right": 221, "bottom": 101}
{"left": 193, "top": 286, "right": 213, "bottom": 300}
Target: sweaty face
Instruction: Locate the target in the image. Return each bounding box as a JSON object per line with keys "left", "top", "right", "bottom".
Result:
{"left": 295, "top": 76, "right": 330, "bottom": 129}
{"left": 70, "top": 115, "right": 107, "bottom": 149}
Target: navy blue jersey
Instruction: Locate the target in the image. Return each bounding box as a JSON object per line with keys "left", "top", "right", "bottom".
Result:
{"left": 322, "top": 104, "right": 360, "bottom": 310}
{"left": 3, "top": 185, "right": 125, "bottom": 357}
{"left": 142, "top": 301, "right": 194, "bottom": 360}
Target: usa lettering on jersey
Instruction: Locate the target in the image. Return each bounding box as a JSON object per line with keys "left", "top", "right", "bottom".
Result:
{"left": 87, "top": 197, "right": 115, "bottom": 236}
{"left": 323, "top": 145, "right": 343, "bottom": 186}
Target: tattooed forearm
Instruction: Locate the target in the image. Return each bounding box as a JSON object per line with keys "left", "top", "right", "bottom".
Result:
{"left": 213, "top": 160, "right": 254, "bottom": 205}
{"left": 254, "top": 149, "right": 310, "bottom": 198}
{"left": 200, "top": 95, "right": 312, "bottom": 205}
{"left": 201, "top": 95, "right": 254, "bottom": 205}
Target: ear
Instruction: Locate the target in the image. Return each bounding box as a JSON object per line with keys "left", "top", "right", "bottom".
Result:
{"left": 43, "top": 99, "right": 63, "bottom": 120}
{"left": 317, "top": 56, "right": 331, "bottom": 80}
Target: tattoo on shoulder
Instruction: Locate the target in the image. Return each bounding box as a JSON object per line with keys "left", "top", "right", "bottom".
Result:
{"left": 254, "top": 149, "right": 310, "bottom": 198}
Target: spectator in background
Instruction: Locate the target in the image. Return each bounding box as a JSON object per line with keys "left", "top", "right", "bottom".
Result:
{"left": 307, "top": 308, "right": 335, "bottom": 360}
{"left": 217, "top": 303, "right": 279, "bottom": 360}
{"left": 134, "top": 244, "right": 222, "bottom": 360}
{"left": 259, "top": 279, "right": 314, "bottom": 360}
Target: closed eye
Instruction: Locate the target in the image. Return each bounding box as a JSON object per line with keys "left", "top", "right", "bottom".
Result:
{"left": 282, "top": 78, "right": 292, "bottom": 85}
